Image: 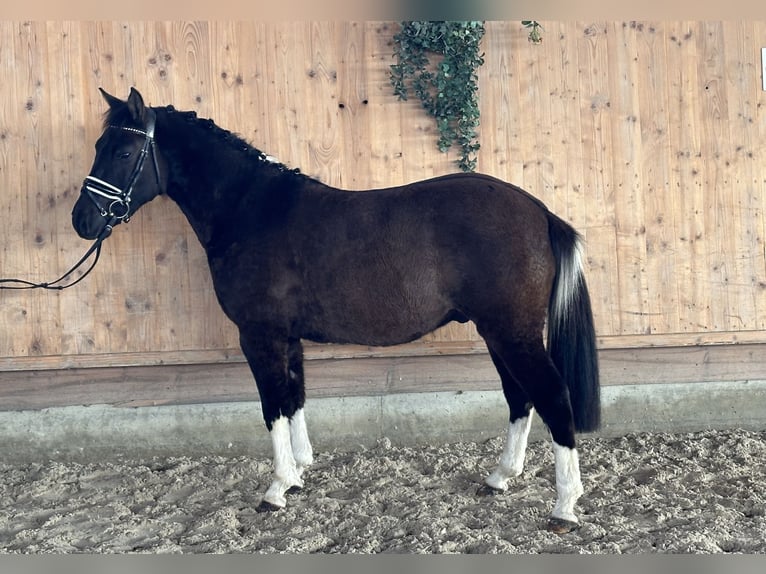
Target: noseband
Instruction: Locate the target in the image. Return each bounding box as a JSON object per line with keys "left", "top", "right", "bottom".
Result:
{"left": 82, "top": 108, "right": 162, "bottom": 224}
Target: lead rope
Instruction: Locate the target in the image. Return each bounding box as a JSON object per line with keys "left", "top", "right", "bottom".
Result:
{"left": 0, "top": 216, "right": 117, "bottom": 291}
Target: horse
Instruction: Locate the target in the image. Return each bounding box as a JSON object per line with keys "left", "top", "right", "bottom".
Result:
{"left": 71, "top": 88, "right": 600, "bottom": 534}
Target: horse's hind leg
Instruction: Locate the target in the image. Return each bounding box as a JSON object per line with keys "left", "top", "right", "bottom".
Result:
{"left": 481, "top": 331, "right": 583, "bottom": 533}
{"left": 239, "top": 331, "right": 309, "bottom": 511}
{"left": 483, "top": 348, "right": 535, "bottom": 491}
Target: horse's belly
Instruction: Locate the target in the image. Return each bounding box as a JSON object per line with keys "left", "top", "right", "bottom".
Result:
{"left": 297, "top": 255, "right": 456, "bottom": 345}
{"left": 302, "top": 323, "right": 435, "bottom": 347}
{"left": 301, "top": 298, "right": 455, "bottom": 347}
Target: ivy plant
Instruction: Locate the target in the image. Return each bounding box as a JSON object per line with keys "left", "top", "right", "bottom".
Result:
{"left": 390, "top": 21, "right": 486, "bottom": 172}
{"left": 390, "top": 21, "right": 544, "bottom": 172}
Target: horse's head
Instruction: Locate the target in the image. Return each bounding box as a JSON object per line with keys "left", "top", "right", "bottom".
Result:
{"left": 72, "top": 87, "right": 166, "bottom": 240}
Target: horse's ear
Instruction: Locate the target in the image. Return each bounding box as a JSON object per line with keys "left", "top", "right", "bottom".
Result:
{"left": 126, "top": 87, "right": 146, "bottom": 122}
{"left": 99, "top": 87, "right": 124, "bottom": 109}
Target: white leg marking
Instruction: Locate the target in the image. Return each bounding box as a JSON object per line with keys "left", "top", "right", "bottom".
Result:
{"left": 289, "top": 408, "right": 314, "bottom": 475}
{"left": 485, "top": 411, "right": 534, "bottom": 491}
{"left": 262, "top": 416, "right": 303, "bottom": 508}
{"left": 550, "top": 441, "right": 584, "bottom": 523}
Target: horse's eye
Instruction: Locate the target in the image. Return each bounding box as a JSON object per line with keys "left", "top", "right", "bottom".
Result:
{"left": 116, "top": 151, "right": 132, "bottom": 160}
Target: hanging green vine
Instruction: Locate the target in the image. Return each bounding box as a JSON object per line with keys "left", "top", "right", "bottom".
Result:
{"left": 390, "top": 21, "right": 544, "bottom": 172}
{"left": 390, "top": 21, "right": 486, "bottom": 172}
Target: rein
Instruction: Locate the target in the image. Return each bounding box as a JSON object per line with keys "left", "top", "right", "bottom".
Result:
{"left": 0, "top": 216, "right": 116, "bottom": 291}
{"left": 0, "top": 109, "right": 161, "bottom": 292}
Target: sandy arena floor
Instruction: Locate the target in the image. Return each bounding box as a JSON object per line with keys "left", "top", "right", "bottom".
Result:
{"left": 1, "top": 428, "right": 765, "bottom": 553}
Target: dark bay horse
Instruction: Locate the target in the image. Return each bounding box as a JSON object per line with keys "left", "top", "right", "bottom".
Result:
{"left": 71, "top": 88, "right": 600, "bottom": 533}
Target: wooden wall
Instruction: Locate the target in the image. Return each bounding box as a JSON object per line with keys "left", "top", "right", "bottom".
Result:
{"left": 1, "top": 21, "right": 766, "bottom": 409}
{"left": 479, "top": 21, "right": 766, "bottom": 347}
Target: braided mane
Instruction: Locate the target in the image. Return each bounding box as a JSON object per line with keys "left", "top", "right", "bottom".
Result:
{"left": 103, "top": 104, "right": 302, "bottom": 176}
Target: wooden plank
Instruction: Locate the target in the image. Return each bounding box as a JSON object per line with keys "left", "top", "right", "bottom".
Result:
{"left": 16, "top": 21, "right": 62, "bottom": 358}
{"left": 600, "top": 343, "right": 766, "bottom": 387}
{"left": 0, "top": 22, "right": 37, "bottom": 358}
{"left": 584, "top": 225, "right": 620, "bottom": 335}
{"left": 263, "top": 23, "right": 309, "bottom": 174}
{"left": 576, "top": 21, "right": 615, "bottom": 231}
{"left": 575, "top": 22, "right": 620, "bottom": 335}
{"left": 516, "top": 21, "right": 555, "bottom": 208}
{"left": 2, "top": 343, "right": 766, "bottom": 412}
{"left": 4, "top": 326, "right": 766, "bottom": 374}
{"left": 668, "top": 22, "right": 710, "bottom": 335}
{"left": 596, "top": 330, "right": 766, "bottom": 348}
{"left": 307, "top": 21, "right": 344, "bottom": 187}
{"left": 636, "top": 21, "right": 677, "bottom": 336}
{"left": 754, "top": 21, "right": 766, "bottom": 332}
{"left": 477, "top": 21, "right": 524, "bottom": 186}
{"left": 336, "top": 22, "right": 370, "bottom": 190}
{"left": 46, "top": 22, "right": 97, "bottom": 358}
{"left": 698, "top": 22, "right": 731, "bottom": 334}
{"left": 754, "top": 21, "right": 766, "bottom": 330}
{"left": 545, "top": 21, "right": 587, "bottom": 226}
{"left": 353, "top": 22, "right": 400, "bottom": 189}
{"left": 608, "top": 22, "right": 648, "bottom": 336}
{"left": 717, "top": 21, "right": 761, "bottom": 332}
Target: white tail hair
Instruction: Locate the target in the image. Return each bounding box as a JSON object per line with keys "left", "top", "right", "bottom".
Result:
{"left": 550, "top": 234, "right": 584, "bottom": 332}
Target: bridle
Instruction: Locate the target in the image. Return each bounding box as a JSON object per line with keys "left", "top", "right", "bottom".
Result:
{"left": 82, "top": 108, "right": 162, "bottom": 224}
{"left": 0, "top": 109, "right": 162, "bottom": 291}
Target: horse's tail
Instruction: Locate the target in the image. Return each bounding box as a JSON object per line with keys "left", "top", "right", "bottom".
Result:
{"left": 546, "top": 213, "right": 601, "bottom": 432}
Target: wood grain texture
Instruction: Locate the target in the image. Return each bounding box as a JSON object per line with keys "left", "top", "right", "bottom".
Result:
{"left": 2, "top": 344, "right": 765, "bottom": 411}
{"left": 1, "top": 22, "right": 765, "bottom": 404}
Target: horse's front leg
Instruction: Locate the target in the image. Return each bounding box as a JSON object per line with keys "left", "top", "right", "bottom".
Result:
{"left": 289, "top": 407, "right": 313, "bottom": 477}
{"left": 286, "top": 339, "right": 313, "bottom": 477}
{"left": 262, "top": 414, "right": 303, "bottom": 510}
{"left": 239, "top": 330, "right": 310, "bottom": 511}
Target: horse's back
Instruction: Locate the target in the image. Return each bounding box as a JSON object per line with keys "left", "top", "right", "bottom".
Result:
{"left": 297, "top": 172, "right": 552, "bottom": 242}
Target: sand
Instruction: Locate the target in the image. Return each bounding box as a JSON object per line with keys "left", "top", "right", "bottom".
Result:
{"left": 1, "top": 428, "right": 765, "bottom": 554}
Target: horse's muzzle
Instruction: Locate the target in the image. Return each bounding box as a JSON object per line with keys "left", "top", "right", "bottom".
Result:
{"left": 71, "top": 193, "right": 113, "bottom": 240}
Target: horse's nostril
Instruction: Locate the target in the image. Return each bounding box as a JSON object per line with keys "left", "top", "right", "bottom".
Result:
{"left": 72, "top": 208, "right": 99, "bottom": 240}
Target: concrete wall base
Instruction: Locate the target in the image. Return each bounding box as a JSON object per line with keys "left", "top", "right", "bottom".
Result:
{"left": 2, "top": 380, "right": 765, "bottom": 462}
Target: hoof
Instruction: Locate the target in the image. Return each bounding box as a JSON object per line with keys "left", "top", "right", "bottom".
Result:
{"left": 476, "top": 484, "right": 503, "bottom": 497}
{"left": 255, "top": 500, "right": 283, "bottom": 513}
{"left": 546, "top": 517, "right": 580, "bottom": 534}
{"left": 286, "top": 485, "right": 302, "bottom": 495}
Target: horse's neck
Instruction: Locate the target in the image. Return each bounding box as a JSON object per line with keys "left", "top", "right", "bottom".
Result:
{"left": 159, "top": 114, "right": 280, "bottom": 250}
